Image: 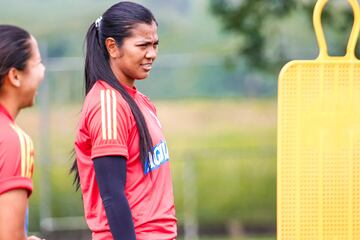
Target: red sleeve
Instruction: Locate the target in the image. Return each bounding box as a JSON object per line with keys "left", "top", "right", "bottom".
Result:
{"left": 0, "top": 132, "right": 33, "bottom": 196}
{"left": 86, "top": 89, "right": 131, "bottom": 160}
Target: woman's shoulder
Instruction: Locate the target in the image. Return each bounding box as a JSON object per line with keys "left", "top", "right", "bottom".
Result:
{"left": 83, "top": 80, "right": 130, "bottom": 115}
{"left": 86, "top": 80, "right": 124, "bottom": 101}
{"left": 0, "top": 122, "right": 23, "bottom": 152}
{"left": 86, "top": 80, "right": 113, "bottom": 96}
{"left": 137, "top": 91, "right": 157, "bottom": 113}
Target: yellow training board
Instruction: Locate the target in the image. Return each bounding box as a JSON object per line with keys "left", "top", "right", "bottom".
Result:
{"left": 277, "top": 0, "right": 360, "bottom": 239}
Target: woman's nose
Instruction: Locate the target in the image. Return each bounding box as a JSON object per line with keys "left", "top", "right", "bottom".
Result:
{"left": 145, "top": 47, "right": 157, "bottom": 59}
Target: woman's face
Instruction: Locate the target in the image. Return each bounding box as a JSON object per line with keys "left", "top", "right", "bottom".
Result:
{"left": 109, "top": 21, "right": 159, "bottom": 87}
{"left": 18, "top": 36, "right": 45, "bottom": 108}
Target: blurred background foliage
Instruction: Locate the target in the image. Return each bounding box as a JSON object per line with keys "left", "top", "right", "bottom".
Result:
{"left": 0, "top": 0, "right": 357, "bottom": 239}
{"left": 210, "top": 0, "right": 356, "bottom": 73}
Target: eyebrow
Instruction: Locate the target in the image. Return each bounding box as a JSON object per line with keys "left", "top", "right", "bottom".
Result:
{"left": 136, "top": 39, "right": 159, "bottom": 45}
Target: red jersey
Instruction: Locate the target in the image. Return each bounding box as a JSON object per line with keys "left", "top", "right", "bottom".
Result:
{"left": 0, "top": 104, "right": 34, "bottom": 196}
{"left": 75, "top": 81, "right": 177, "bottom": 240}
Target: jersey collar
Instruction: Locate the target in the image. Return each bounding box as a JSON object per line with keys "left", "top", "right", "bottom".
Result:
{"left": 0, "top": 104, "right": 14, "bottom": 122}
{"left": 120, "top": 82, "right": 138, "bottom": 97}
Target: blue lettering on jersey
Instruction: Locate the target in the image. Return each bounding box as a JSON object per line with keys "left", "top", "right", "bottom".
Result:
{"left": 144, "top": 140, "right": 170, "bottom": 174}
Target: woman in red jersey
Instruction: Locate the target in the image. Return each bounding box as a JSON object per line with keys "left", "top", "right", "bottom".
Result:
{"left": 71, "top": 2, "right": 177, "bottom": 240}
{"left": 0, "top": 25, "right": 45, "bottom": 240}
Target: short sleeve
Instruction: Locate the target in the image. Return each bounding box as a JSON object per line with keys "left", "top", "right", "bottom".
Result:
{"left": 0, "top": 132, "right": 33, "bottom": 196}
{"left": 87, "top": 89, "right": 131, "bottom": 160}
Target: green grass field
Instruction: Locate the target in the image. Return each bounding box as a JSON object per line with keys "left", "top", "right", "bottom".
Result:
{"left": 17, "top": 98, "right": 277, "bottom": 236}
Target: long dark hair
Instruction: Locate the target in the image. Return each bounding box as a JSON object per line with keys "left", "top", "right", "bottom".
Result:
{"left": 0, "top": 25, "right": 31, "bottom": 88}
{"left": 70, "top": 1, "right": 157, "bottom": 190}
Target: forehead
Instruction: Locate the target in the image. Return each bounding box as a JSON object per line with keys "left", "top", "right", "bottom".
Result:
{"left": 29, "top": 36, "right": 41, "bottom": 59}
{"left": 128, "top": 22, "right": 158, "bottom": 41}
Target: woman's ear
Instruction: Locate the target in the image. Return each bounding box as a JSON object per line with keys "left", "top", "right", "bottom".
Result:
{"left": 7, "top": 68, "right": 21, "bottom": 88}
{"left": 105, "top": 37, "right": 120, "bottom": 59}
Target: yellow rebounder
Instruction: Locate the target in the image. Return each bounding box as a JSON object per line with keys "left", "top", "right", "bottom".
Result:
{"left": 277, "top": 0, "right": 360, "bottom": 239}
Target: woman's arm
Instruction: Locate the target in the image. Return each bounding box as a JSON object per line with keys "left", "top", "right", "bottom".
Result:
{"left": 93, "top": 156, "right": 136, "bottom": 240}
{"left": 0, "top": 189, "right": 28, "bottom": 240}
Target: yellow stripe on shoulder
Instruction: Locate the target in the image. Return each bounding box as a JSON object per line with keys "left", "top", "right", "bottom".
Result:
{"left": 100, "top": 89, "right": 117, "bottom": 140}
{"left": 28, "top": 137, "right": 35, "bottom": 178}
{"left": 10, "top": 124, "right": 27, "bottom": 177}
{"left": 23, "top": 133, "right": 34, "bottom": 178}
{"left": 112, "top": 90, "right": 117, "bottom": 140}
{"left": 100, "top": 90, "right": 107, "bottom": 140}
{"left": 106, "top": 89, "right": 112, "bottom": 140}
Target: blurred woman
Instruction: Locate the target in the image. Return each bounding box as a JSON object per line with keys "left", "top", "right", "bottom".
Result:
{"left": 71, "top": 1, "right": 177, "bottom": 240}
{"left": 0, "top": 25, "right": 45, "bottom": 240}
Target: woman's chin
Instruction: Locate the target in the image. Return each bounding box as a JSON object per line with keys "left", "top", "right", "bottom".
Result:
{"left": 136, "top": 73, "right": 150, "bottom": 81}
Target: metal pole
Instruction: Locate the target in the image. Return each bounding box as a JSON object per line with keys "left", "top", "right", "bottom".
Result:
{"left": 183, "top": 155, "right": 199, "bottom": 240}
{"left": 38, "top": 42, "right": 51, "bottom": 232}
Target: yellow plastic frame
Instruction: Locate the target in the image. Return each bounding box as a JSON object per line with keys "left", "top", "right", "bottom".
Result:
{"left": 277, "top": 0, "right": 360, "bottom": 239}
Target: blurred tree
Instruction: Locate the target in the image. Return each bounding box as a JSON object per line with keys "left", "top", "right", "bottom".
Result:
{"left": 150, "top": 0, "right": 191, "bottom": 14}
{"left": 210, "top": 0, "right": 353, "bottom": 73}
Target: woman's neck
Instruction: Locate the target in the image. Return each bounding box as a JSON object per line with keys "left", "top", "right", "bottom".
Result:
{"left": 109, "top": 62, "right": 135, "bottom": 88}
{"left": 0, "top": 97, "right": 19, "bottom": 120}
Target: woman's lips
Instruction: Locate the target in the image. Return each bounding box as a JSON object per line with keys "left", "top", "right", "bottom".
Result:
{"left": 141, "top": 63, "right": 152, "bottom": 71}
